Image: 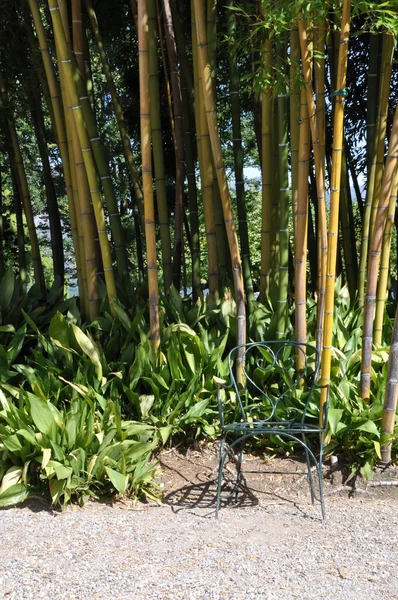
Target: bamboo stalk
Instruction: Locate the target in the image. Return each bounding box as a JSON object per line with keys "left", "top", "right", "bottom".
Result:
{"left": 48, "top": 0, "right": 117, "bottom": 310}
{"left": 360, "top": 103, "right": 398, "bottom": 402}
{"left": 191, "top": 0, "right": 219, "bottom": 305}
{"left": 380, "top": 301, "right": 398, "bottom": 464}
{"left": 320, "top": 0, "right": 351, "bottom": 413}
{"left": 298, "top": 18, "right": 327, "bottom": 353}
{"left": 259, "top": 30, "right": 273, "bottom": 301}
{"left": 148, "top": 0, "right": 172, "bottom": 292}
{"left": 374, "top": 174, "right": 398, "bottom": 345}
{"left": 0, "top": 71, "right": 46, "bottom": 297}
{"left": 276, "top": 38, "right": 289, "bottom": 339}
{"left": 194, "top": 0, "right": 246, "bottom": 375}
{"left": 227, "top": 1, "right": 254, "bottom": 307}
{"left": 85, "top": 0, "right": 145, "bottom": 233}
{"left": 162, "top": 0, "right": 185, "bottom": 291}
{"left": 339, "top": 146, "right": 358, "bottom": 300}
{"left": 138, "top": 0, "right": 160, "bottom": 351}
{"left": 290, "top": 24, "right": 300, "bottom": 233}
{"left": 295, "top": 87, "right": 310, "bottom": 369}
{"left": 358, "top": 34, "right": 395, "bottom": 307}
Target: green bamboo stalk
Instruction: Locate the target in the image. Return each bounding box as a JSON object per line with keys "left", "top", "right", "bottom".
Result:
{"left": 276, "top": 39, "right": 289, "bottom": 339}
{"left": 259, "top": 29, "right": 273, "bottom": 301}
{"left": 138, "top": 0, "right": 160, "bottom": 351}
{"left": 9, "top": 151, "right": 27, "bottom": 282}
{"left": 161, "top": 0, "right": 185, "bottom": 290}
{"left": 191, "top": 0, "right": 219, "bottom": 305}
{"left": 366, "top": 33, "right": 379, "bottom": 174}
{"left": 227, "top": 1, "right": 254, "bottom": 307}
{"left": 358, "top": 34, "right": 395, "bottom": 307}
{"left": 339, "top": 146, "right": 358, "bottom": 301}
{"left": 194, "top": 0, "right": 246, "bottom": 375}
{"left": 360, "top": 122, "right": 398, "bottom": 402}
{"left": 0, "top": 71, "right": 46, "bottom": 296}
{"left": 28, "top": 83, "right": 65, "bottom": 284}
{"left": 381, "top": 301, "right": 398, "bottom": 464}
{"left": 295, "top": 86, "right": 310, "bottom": 368}
{"left": 85, "top": 0, "right": 145, "bottom": 233}
{"left": 374, "top": 174, "right": 398, "bottom": 345}
{"left": 290, "top": 24, "right": 300, "bottom": 233}
{"left": 148, "top": 0, "right": 172, "bottom": 292}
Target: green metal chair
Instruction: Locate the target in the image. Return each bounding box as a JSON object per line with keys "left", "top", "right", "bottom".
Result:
{"left": 216, "top": 341, "right": 329, "bottom": 518}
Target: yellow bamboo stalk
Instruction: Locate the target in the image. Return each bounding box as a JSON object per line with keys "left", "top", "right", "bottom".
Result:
{"left": 290, "top": 24, "right": 300, "bottom": 232}
{"left": 27, "top": 0, "right": 83, "bottom": 301}
{"left": 361, "top": 103, "right": 398, "bottom": 402}
{"left": 48, "top": 0, "right": 117, "bottom": 310}
{"left": 320, "top": 0, "right": 351, "bottom": 413}
{"left": 298, "top": 18, "right": 327, "bottom": 353}
{"left": 138, "top": 0, "right": 160, "bottom": 351}
{"left": 194, "top": 0, "right": 246, "bottom": 368}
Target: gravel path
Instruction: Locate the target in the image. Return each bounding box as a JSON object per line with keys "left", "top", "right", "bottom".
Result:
{"left": 1, "top": 497, "right": 398, "bottom": 600}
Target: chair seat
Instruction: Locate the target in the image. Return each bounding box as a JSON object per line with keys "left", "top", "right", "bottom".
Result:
{"left": 222, "top": 420, "right": 325, "bottom": 435}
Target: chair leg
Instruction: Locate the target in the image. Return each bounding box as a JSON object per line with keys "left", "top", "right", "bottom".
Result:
{"left": 318, "top": 433, "right": 326, "bottom": 520}
{"left": 302, "top": 434, "right": 316, "bottom": 504}
{"left": 234, "top": 444, "right": 243, "bottom": 504}
{"left": 215, "top": 437, "right": 225, "bottom": 518}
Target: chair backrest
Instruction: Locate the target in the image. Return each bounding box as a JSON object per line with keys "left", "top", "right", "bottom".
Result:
{"left": 227, "top": 341, "right": 320, "bottom": 424}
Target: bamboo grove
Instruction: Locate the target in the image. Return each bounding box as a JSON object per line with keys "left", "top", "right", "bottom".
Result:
{"left": 0, "top": 1, "right": 398, "bottom": 462}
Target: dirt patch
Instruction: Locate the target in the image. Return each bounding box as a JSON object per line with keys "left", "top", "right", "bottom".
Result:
{"left": 158, "top": 441, "right": 398, "bottom": 512}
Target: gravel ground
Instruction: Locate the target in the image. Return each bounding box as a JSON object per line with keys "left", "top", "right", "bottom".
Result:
{"left": 1, "top": 496, "right": 398, "bottom": 600}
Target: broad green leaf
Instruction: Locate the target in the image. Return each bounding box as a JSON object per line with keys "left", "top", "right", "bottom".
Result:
{"left": 17, "top": 428, "right": 36, "bottom": 445}
{"left": 111, "top": 300, "right": 131, "bottom": 332}
{"left": 0, "top": 466, "right": 23, "bottom": 494}
{"left": 360, "top": 460, "right": 373, "bottom": 480}
{"left": 327, "top": 408, "right": 344, "bottom": 436}
{"left": 46, "top": 461, "right": 72, "bottom": 480}
{"left": 72, "top": 324, "right": 102, "bottom": 380}
{"left": 0, "top": 325, "right": 15, "bottom": 333}
{"left": 373, "top": 440, "right": 382, "bottom": 460}
{"left": 49, "top": 478, "right": 65, "bottom": 504}
{"left": 42, "top": 448, "right": 52, "bottom": 469}
{"left": 354, "top": 420, "right": 380, "bottom": 437}
{"left": 182, "top": 399, "right": 210, "bottom": 421}
{"left": 158, "top": 426, "right": 172, "bottom": 445}
{"left": 125, "top": 439, "right": 157, "bottom": 463}
{"left": 28, "top": 394, "right": 58, "bottom": 437}
{"left": 139, "top": 394, "right": 155, "bottom": 417}
{"left": 2, "top": 434, "right": 23, "bottom": 453}
{"left": 49, "top": 312, "right": 74, "bottom": 352}
{"left": 105, "top": 466, "right": 128, "bottom": 494}
{"left": 0, "top": 483, "right": 31, "bottom": 507}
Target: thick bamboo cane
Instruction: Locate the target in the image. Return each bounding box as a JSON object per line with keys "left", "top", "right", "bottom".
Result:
{"left": 298, "top": 18, "right": 327, "bottom": 353}
{"left": 360, "top": 104, "right": 398, "bottom": 402}
{"left": 290, "top": 24, "right": 300, "bottom": 233}
{"left": 85, "top": 0, "right": 145, "bottom": 232}
{"left": 276, "top": 39, "right": 289, "bottom": 339}
{"left": 138, "top": 0, "right": 160, "bottom": 351}
{"left": 194, "top": 0, "right": 246, "bottom": 375}
{"left": 259, "top": 33, "right": 273, "bottom": 301}
{"left": 339, "top": 146, "right": 358, "bottom": 300}
{"left": 0, "top": 72, "right": 46, "bottom": 297}
{"left": 27, "top": 0, "right": 82, "bottom": 297}
{"left": 8, "top": 147, "right": 27, "bottom": 281}
{"left": 147, "top": 0, "right": 172, "bottom": 292}
{"left": 191, "top": 0, "right": 219, "bottom": 305}
{"left": 295, "top": 87, "right": 310, "bottom": 370}
{"left": 374, "top": 174, "right": 398, "bottom": 345}
{"left": 228, "top": 1, "right": 254, "bottom": 307}
{"left": 28, "top": 85, "right": 65, "bottom": 284}
{"left": 320, "top": 0, "right": 351, "bottom": 413}
{"left": 48, "top": 0, "right": 117, "bottom": 309}
{"left": 380, "top": 301, "right": 398, "bottom": 464}
{"left": 358, "top": 34, "right": 395, "bottom": 307}
{"left": 162, "top": 0, "right": 185, "bottom": 291}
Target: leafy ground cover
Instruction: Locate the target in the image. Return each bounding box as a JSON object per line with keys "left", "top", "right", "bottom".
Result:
{"left": 0, "top": 271, "right": 394, "bottom": 507}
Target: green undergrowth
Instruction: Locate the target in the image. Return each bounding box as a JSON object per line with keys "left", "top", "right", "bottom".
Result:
{"left": 0, "top": 271, "right": 396, "bottom": 507}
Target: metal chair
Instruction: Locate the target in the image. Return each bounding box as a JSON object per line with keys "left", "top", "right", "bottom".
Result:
{"left": 216, "top": 341, "right": 329, "bottom": 518}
